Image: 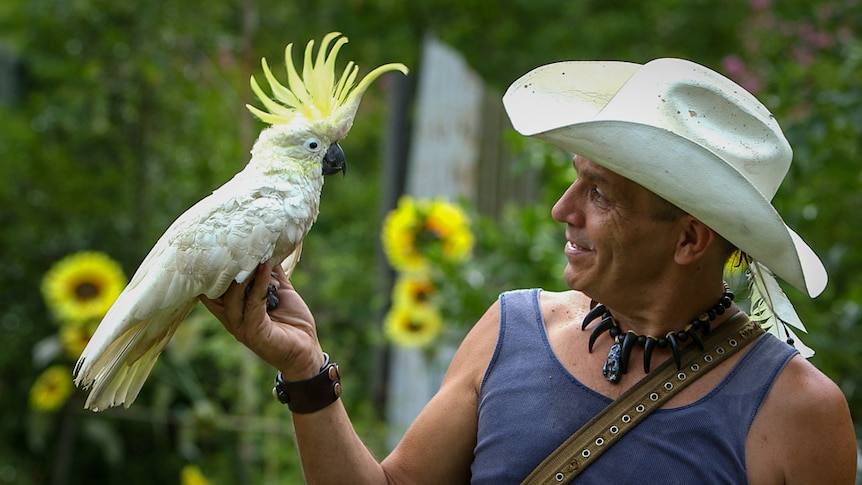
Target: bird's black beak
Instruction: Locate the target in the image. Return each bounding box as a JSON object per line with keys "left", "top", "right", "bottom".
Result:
{"left": 322, "top": 142, "right": 346, "bottom": 176}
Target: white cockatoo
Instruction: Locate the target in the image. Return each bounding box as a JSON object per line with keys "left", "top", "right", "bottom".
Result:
{"left": 73, "top": 32, "right": 408, "bottom": 411}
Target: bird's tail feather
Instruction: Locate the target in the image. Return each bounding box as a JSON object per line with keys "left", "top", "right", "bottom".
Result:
{"left": 75, "top": 300, "right": 196, "bottom": 411}
{"left": 84, "top": 343, "right": 161, "bottom": 411}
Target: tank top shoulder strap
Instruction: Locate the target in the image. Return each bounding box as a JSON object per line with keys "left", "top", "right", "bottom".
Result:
{"left": 708, "top": 331, "right": 799, "bottom": 425}
{"left": 480, "top": 288, "right": 546, "bottom": 391}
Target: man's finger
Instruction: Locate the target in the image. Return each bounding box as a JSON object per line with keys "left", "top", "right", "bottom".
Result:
{"left": 221, "top": 269, "right": 257, "bottom": 327}
{"left": 198, "top": 294, "right": 223, "bottom": 316}
{"left": 245, "top": 263, "right": 273, "bottom": 311}
{"left": 272, "top": 263, "right": 288, "bottom": 284}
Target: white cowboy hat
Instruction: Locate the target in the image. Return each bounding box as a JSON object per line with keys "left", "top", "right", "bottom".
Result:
{"left": 502, "top": 58, "right": 827, "bottom": 297}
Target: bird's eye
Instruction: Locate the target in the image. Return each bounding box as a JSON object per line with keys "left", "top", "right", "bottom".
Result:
{"left": 305, "top": 137, "right": 322, "bottom": 152}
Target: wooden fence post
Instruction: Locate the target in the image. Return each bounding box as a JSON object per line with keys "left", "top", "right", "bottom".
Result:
{"left": 385, "top": 33, "right": 485, "bottom": 449}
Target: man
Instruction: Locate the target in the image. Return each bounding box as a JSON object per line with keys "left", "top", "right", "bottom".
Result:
{"left": 201, "top": 58, "right": 856, "bottom": 483}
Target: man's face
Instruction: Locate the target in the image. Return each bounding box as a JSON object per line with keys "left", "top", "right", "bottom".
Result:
{"left": 551, "top": 155, "right": 682, "bottom": 303}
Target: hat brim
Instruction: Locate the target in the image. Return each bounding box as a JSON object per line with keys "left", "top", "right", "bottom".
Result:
{"left": 504, "top": 61, "right": 827, "bottom": 297}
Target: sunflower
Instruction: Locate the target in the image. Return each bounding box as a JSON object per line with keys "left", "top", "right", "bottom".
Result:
{"left": 29, "top": 365, "right": 74, "bottom": 413}
{"left": 384, "top": 302, "right": 443, "bottom": 348}
{"left": 180, "top": 464, "right": 212, "bottom": 485}
{"left": 391, "top": 272, "right": 436, "bottom": 307}
{"left": 59, "top": 319, "right": 99, "bottom": 360}
{"left": 381, "top": 196, "right": 473, "bottom": 272}
{"left": 41, "top": 251, "right": 126, "bottom": 324}
{"left": 425, "top": 199, "right": 474, "bottom": 262}
{"left": 381, "top": 196, "right": 424, "bottom": 271}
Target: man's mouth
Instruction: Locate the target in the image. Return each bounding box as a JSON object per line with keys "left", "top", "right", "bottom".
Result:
{"left": 567, "top": 241, "right": 591, "bottom": 251}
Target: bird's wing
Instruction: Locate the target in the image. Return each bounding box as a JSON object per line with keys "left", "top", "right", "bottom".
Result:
{"left": 75, "top": 181, "right": 297, "bottom": 410}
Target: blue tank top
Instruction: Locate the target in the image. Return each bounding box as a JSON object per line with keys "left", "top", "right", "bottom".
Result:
{"left": 471, "top": 289, "right": 798, "bottom": 484}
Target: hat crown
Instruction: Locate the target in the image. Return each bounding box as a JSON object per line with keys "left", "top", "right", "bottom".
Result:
{"left": 599, "top": 58, "right": 791, "bottom": 200}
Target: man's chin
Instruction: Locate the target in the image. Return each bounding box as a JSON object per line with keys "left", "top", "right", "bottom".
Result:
{"left": 563, "top": 267, "right": 592, "bottom": 295}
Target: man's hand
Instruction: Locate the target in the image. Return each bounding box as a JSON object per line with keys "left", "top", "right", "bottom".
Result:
{"left": 200, "top": 262, "right": 325, "bottom": 380}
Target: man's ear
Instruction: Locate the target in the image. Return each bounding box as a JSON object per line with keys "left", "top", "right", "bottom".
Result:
{"left": 674, "top": 216, "right": 715, "bottom": 265}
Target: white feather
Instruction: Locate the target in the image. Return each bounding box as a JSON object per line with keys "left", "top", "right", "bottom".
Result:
{"left": 748, "top": 260, "right": 814, "bottom": 358}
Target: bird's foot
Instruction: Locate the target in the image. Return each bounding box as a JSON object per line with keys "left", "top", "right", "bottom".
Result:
{"left": 243, "top": 278, "right": 279, "bottom": 311}
{"left": 265, "top": 284, "right": 279, "bottom": 311}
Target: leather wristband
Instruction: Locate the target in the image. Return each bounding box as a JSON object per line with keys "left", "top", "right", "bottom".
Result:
{"left": 272, "top": 353, "right": 342, "bottom": 414}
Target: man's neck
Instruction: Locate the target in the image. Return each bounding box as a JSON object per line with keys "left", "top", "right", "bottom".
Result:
{"left": 601, "top": 278, "right": 730, "bottom": 337}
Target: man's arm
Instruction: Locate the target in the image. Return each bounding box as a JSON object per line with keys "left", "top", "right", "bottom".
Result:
{"left": 381, "top": 299, "right": 501, "bottom": 483}
{"left": 201, "top": 263, "right": 500, "bottom": 484}
{"left": 746, "top": 355, "right": 857, "bottom": 484}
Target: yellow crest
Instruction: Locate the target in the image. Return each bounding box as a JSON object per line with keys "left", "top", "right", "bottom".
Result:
{"left": 247, "top": 32, "right": 408, "bottom": 127}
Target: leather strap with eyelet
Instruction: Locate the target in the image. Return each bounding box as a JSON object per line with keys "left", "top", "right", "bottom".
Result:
{"left": 522, "top": 312, "right": 763, "bottom": 485}
{"left": 272, "top": 353, "right": 342, "bottom": 414}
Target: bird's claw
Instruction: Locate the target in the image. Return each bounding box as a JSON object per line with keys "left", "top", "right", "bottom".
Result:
{"left": 243, "top": 278, "right": 279, "bottom": 311}
{"left": 265, "top": 284, "right": 279, "bottom": 311}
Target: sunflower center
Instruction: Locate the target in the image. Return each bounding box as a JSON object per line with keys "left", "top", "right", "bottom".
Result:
{"left": 75, "top": 282, "right": 100, "bottom": 301}
{"left": 407, "top": 319, "right": 424, "bottom": 332}
{"left": 416, "top": 226, "right": 442, "bottom": 247}
{"left": 413, "top": 288, "right": 431, "bottom": 302}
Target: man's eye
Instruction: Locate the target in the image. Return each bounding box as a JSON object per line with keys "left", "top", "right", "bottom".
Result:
{"left": 590, "top": 187, "right": 612, "bottom": 207}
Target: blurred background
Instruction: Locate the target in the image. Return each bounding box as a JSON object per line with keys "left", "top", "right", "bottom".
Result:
{"left": 1, "top": 0, "right": 860, "bottom": 483}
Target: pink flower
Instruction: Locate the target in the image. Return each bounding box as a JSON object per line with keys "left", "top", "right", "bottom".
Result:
{"left": 792, "top": 46, "right": 814, "bottom": 66}
{"left": 720, "top": 55, "right": 762, "bottom": 94}
{"left": 722, "top": 55, "right": 746, "bottom": 77}
{"left": 749, "top": 0, "right": 771, "bottom": 10}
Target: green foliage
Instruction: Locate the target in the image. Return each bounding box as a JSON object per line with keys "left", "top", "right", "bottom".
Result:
{"left": 2, "top": 0, "right": 860, "bottom": 482}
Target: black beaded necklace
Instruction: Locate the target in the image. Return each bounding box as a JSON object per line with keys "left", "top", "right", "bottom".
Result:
{"left": 582, "top": 284, "right": 735, "bottom": 384}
